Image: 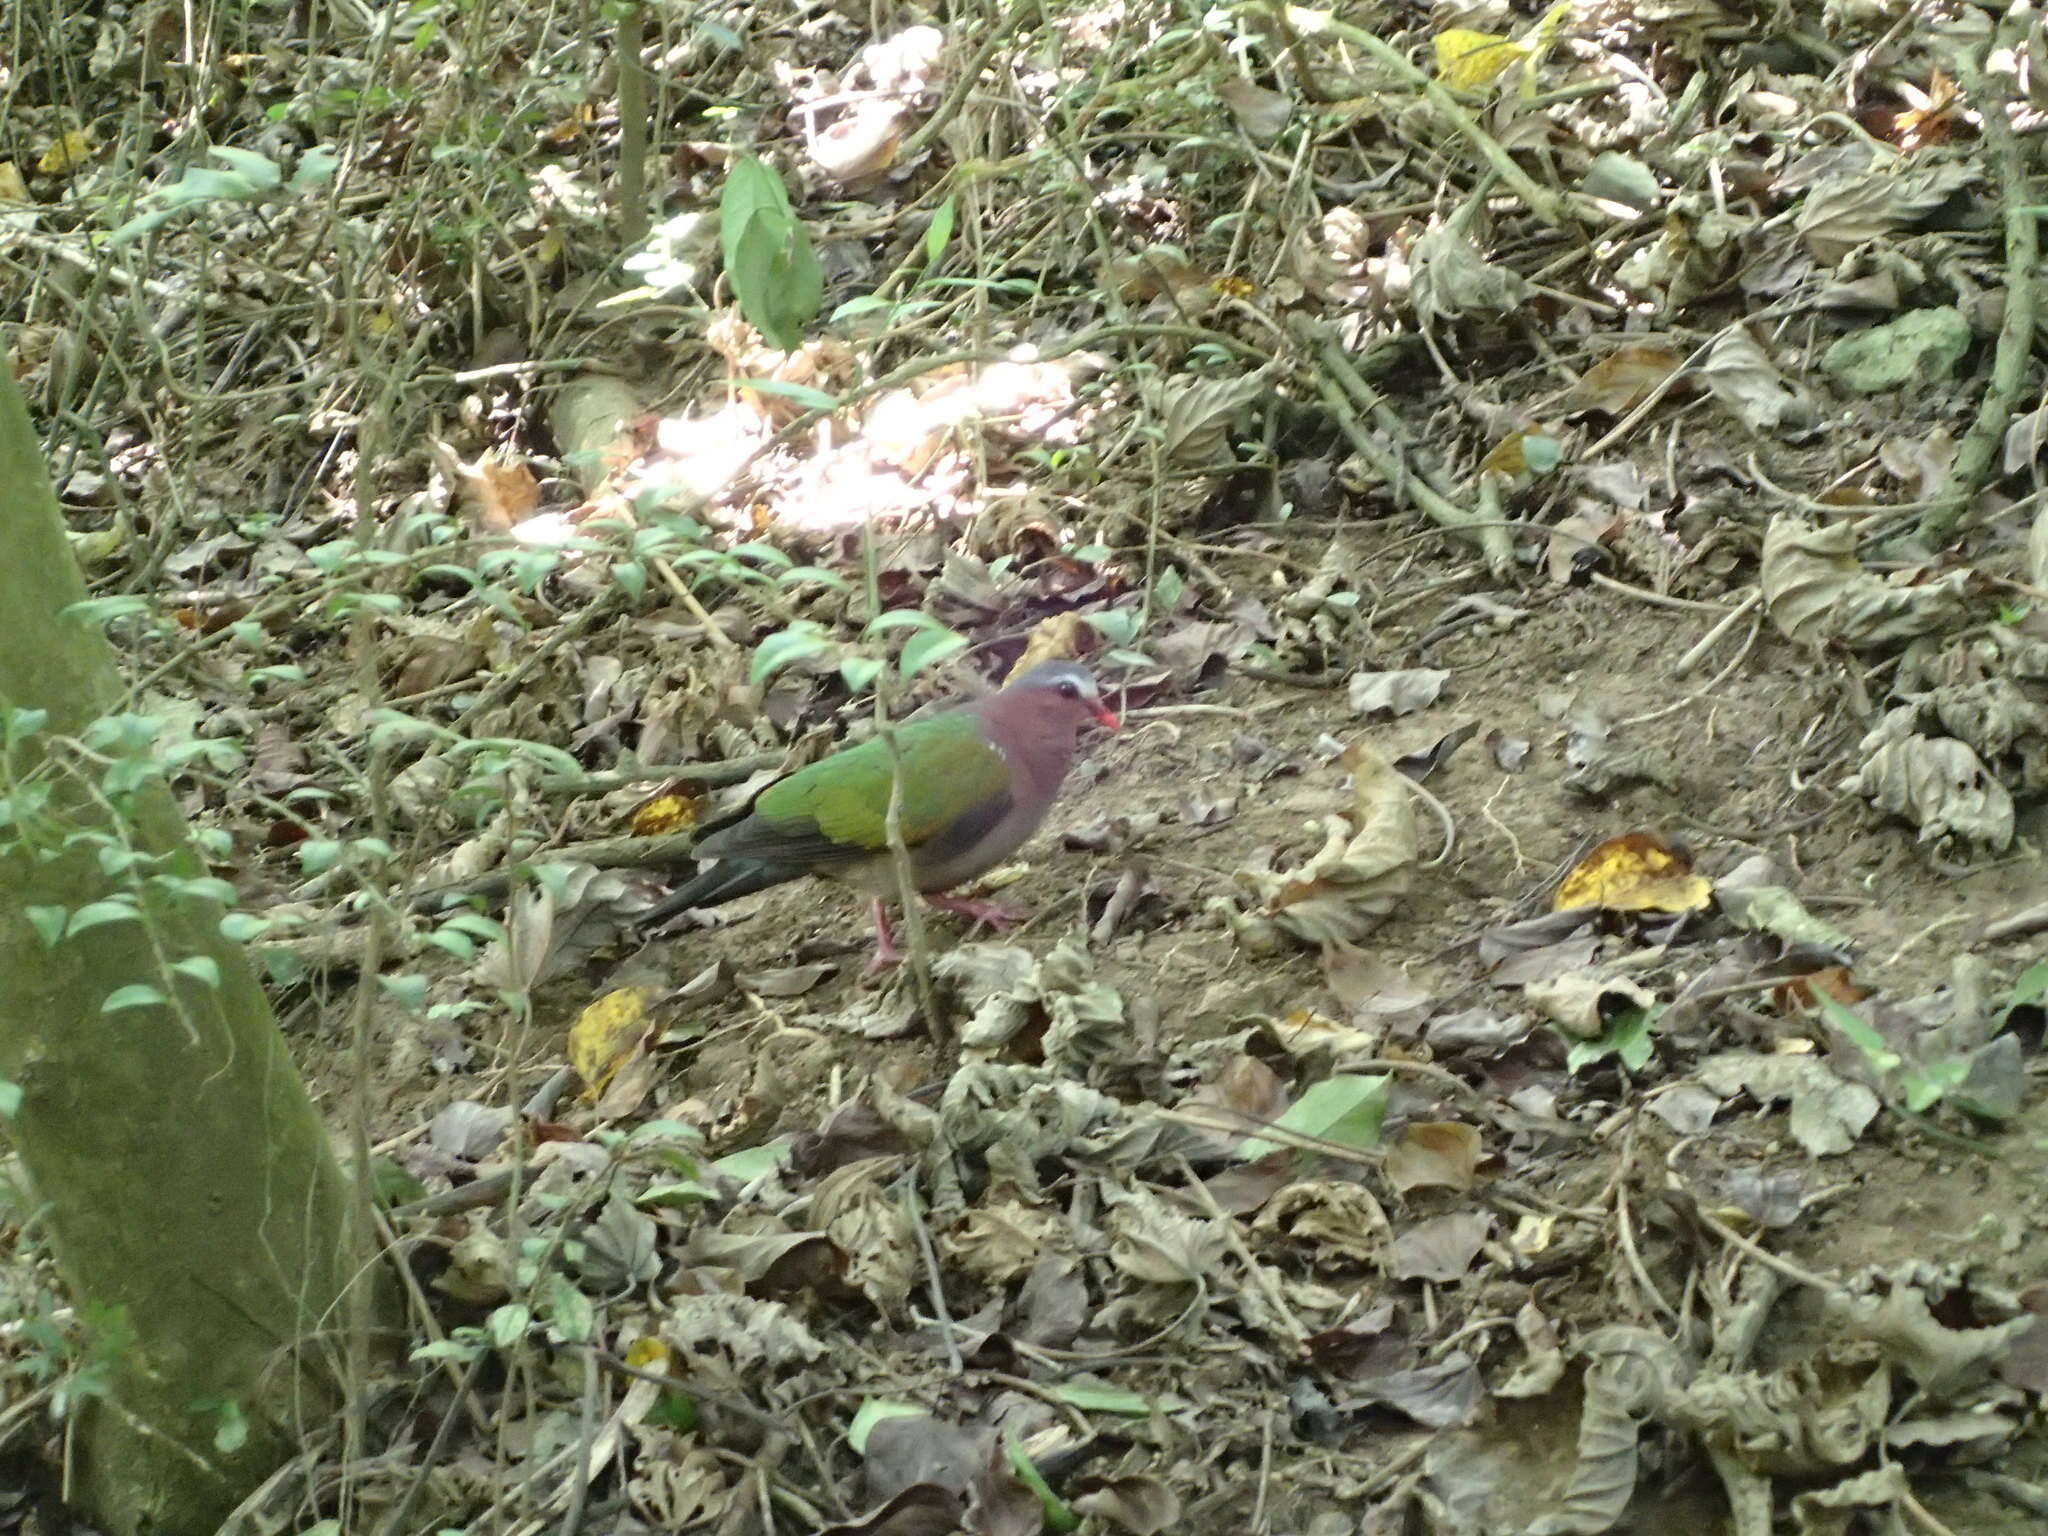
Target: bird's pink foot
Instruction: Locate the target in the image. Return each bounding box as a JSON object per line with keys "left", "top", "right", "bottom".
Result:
{"left": 865, "top": 898, "right": 904, "bottom": 974}
{"left": 925, "top": 892, "right": 1024, "bottom": 932}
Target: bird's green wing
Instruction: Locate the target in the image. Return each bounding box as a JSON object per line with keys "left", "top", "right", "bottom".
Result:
{"left": 752, "top": 713, "right": 1011, "bottom": 853}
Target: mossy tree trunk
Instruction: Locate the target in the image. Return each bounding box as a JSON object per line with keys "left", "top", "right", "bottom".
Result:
{"left": 0, "top": 368, "right": 367, "bottom": 1533}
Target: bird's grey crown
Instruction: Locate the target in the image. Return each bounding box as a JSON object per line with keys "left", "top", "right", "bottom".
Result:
{"left": 1007, "top": 659, "right": 1099, "bottom": 697}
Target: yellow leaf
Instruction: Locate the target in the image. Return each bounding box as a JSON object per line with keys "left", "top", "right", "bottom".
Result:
{"left": 1554, "top": 832, "right": 1713, "bottom": 914}
{"left": 633, "top": 794, "right": 699, "bottom": 837}
{"left": 1529, "top": 0, "right": 1575, "bottom": 46}
{"left": 624, "top": 1336, "right": 670, "bottom": 1371}
{"left": 1435, "top": 29, "right": 1527, "bottom": 90}
{"left": 0, "top": 162, "right": 26, "bottom": 202}
{"left": 37, "top": 129, "right": 96, "bottom": 176}
{"left": 568, "top": 987, "right": 655, "bottom": 1095}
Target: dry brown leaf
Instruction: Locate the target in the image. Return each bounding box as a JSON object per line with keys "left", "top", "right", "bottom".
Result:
{"left": 1570, "top": 344, "right": 1683, "bottom": 414}
{"left": 1384, "top": 1121, "right": 1486, "bottom": 1192}
{"left": 1219, "top": 78, "right": 1293, "bottom": 141}
{"left": 1772, "top": 966, "right": 1872, "bottom": 1013}
{"left": 1227, "top": 739, "right": 1418, "bottom": 951}
{"left": 1008, "top": 612, "right": 1093, "bottom": 677}
{"left": 1760, "top": 516, "right": 1970, "bottom": 650}
{"left": 449, "top": 449, "right": 541, "bottom": 533}
{"left": 806, "top": 101, "right": 907, "bottom": 184}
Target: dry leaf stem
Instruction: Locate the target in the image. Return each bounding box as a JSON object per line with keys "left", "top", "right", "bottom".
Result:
{"left": 1921, "top": 32, "right": 2039, "bottom": 545}
{"left": 1295, "top": 321, "right": 1517, "bottom": 576}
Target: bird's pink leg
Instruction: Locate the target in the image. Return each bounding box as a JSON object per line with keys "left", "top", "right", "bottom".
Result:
{"left": 924, "top": 892, "right": 1024, "bottom": 932}
{"left": 866, "top": 898, "right": 905, "bottom": 974}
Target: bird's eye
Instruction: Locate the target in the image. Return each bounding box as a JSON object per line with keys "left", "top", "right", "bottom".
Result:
{"left": 1057, "top": 680, "right": 1079, "bottom": 699}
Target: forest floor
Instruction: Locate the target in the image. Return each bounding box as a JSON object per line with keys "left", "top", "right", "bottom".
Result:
{"left": 9, "top": 0, "right": 2048, "bottom": 1532}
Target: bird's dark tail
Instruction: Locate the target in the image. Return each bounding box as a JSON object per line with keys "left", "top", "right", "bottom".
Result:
{"left": 640, "top": 860, "right": 797, "bottom": 927}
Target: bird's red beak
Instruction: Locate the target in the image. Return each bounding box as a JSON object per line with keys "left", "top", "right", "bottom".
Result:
{"left": 1093, "top": 701, "right": 1121, "bottom": 731}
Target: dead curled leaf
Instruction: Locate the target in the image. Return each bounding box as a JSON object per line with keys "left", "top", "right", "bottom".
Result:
{"left": 1219, "top": 739, "right": 1417, "bottom": 953}
{"left": 1696, "top": 327, "right": 1814, "bottom": 434}
{"left": 1759, "top": 515, "right": 1971, "bottom": 650}
{"left": 1253, "top": 1180, "right": 1391, "bottom": 1268}
{"left": 1568, "top": 343, "right": 1683, "bottom": 414}
{"left": 1693, "top": 1051, "right": 1879, "bottom": 1157}
{"left": 1840, "top": 706, "right": 2014, "bottom": 851}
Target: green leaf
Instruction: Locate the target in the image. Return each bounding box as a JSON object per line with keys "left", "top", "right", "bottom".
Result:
{"left": 66, "top": 900, "right": 141, "bottom": 937}
{"left": 611, "top": 560, "right": 648, "bottom": 599}
{"left": 0, "top": 1080, "right": 21, "bottom": 1119}
{"left": 2008, "top": 959, "right": 2048, "bottom": 1010}
{"left": 380, "top": 973, "right": 430, "bottom": 1012}
{"left": 1240, "top": 1074, "right": 1389, "bottom": 1159}
{"left": 208, "top": 1397, "right": 250, "bottom": 1454}
{"left": 170, "top": 166, "right": 260, "bottom": 202}
{"left": 733, "top": 377, "right": 838, "bottom": 412}
{"left": 6, "top": 708, "right": 49, "bottom": 743}
{"left": 423, "top": 928, "right": 477, "bottom": 961}
{"left": 366, "top": 1156, "right": 428, "bottom": 1208}
{"left": 638, "top": 1179, "right": 718, "bottom": 1207}
{"left": 486, "top": 1304, "right": 531, "bottom": 1348}
{"left": 839, "top": 654, "right": 885, "bottom": 694}
{"left": 649, "top": 1391, "right": 699, "bottom": 1431}
{"left": 155, "top": 874, "right": 238, "bottom": 906}
{"left": 830, "top": 294, "right": 898, "bottom": 322}
{"left": 728, "top": 541, "right": 795, "bottom": 570}
{"left": 1083, "top": 607, "right": 1142, "bottom": 645}
{"left": 1006, "top": 1431, "right": 1079, "bottom": 1532}
{"left": 61, "top": 595, "right": 153, "bottom": 628}
{"left": 1902, "top": 1058, "right": 1968, "bottom": 1112}
{"left": 751, "top": 624, "right": 834, "bottom": 685}
{"left": 1819, "top": 996, "right": 1901, "bottom": 1074}
{"left": 1521, "top": 433, "right": 1564, "bottom": 474}
{"left": 899, "top": 623, "right": 968, "bottom": 679}
{"left": 287, "top": 144, "right": 340, "bottom": 194}
{"left": 207, "top": 145, "right": 284, "bottom": 189}
{"left": 25, "top": 907, "right": 66, "bottom": 947}
{"left": 170, "top": 956, "right": 222, "bottom": 990}
{"left": 1152, "top": 567, "right": 1185, "bottom": 614}
{"left": 1051, "top": 1382, "right": 1154, "bottom": 1416}
{"left": 411, "top": 1334, "right": 486, "bottom": 1365}
{"left": 107, "top": 205, "right": 185, "bottom": 246}
{"left": 1565, "top": 1007, "right": 1658, "bottom": 1074}
{"left": 719, "top": 155, "right": 822, "bottom": 351}
{"left": 709, "top": 1138, "right": 791, "bottom": 1183}
{"left": 865, "top": 608, "right": 942, "bottom": 635}
{"left": 102, "top": 984, "right": 169, "bottom": 1013}
{"left": 847, "top": 1400, "right": 925, "bottom": 1455}
{"left": 776, "top": 565, "right": 850, "bottom": 590}
{"left": 542, "top": 1273, "right": 595, "bottom": 1344}
{"left": 924, "top": 195, "right": 957, "bottom": 267}
{"left": 219, "top": 912, "right": 274, "bottom": 942}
